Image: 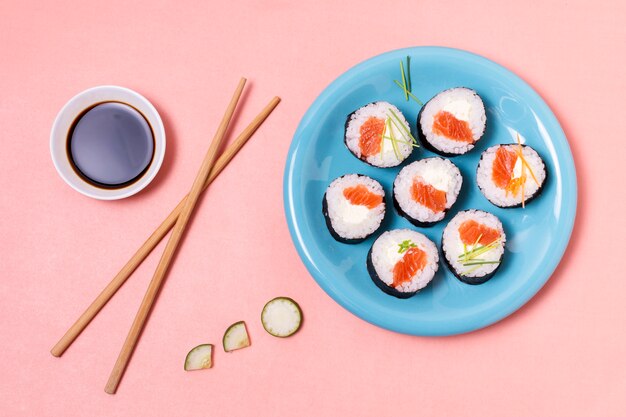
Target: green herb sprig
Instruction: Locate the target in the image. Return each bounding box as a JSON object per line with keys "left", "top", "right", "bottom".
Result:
{"left": 394, "top": 56, "right": 423, "bottom": 106}
{"left": 398, "top": 240, "right": 417, "bottom": 254}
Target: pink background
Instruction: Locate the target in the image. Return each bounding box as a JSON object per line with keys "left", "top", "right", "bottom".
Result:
{"left": 1, "top": 0, "right": 625, "bottom": 415}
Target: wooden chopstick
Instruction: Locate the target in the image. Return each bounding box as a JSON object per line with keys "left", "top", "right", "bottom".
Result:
{"left": 104, "top": 78, "right": 246, "bottom": 394}
{"left": 50, "top": 96, "right": 280, "bottom": 358}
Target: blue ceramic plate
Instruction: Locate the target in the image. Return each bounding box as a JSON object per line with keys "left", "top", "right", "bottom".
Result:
{"left": 284, "top": 47, "right": 576, "bottom": 336}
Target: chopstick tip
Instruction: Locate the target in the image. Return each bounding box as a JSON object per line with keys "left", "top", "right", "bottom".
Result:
{"left": 104, "top": 379, "right": 119, "bottom": 395}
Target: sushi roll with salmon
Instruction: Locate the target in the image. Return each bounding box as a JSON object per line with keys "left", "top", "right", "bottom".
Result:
{"left": 323, "top": 174, "right": 386, "bottom": 244}
{"left": 418, "top": 88, "right": 486, "bottom": 156}
{"left": 345, "top": 102, "right": 416, "bottom": 167}
{"left": 367, "top": 229, "right": 439, "bottom": 298}
{"left": 476, "top": 141, "right": 547, "bottom": 208}
{"left": 393, "top": 158, "right": 462, "bottom": 227}
{"left": 442, "top": 210, "right": 506, "bottom": 284}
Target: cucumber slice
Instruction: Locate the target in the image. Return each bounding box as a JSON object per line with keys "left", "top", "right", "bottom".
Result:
{"left": 223, "top": 321, "right": 250, "bottom": 352}
{"left": 261, "top": 297, "right": 302, "bottom": 337}
{"left": 184, "top": 344, "right": 213, "bottom": 371}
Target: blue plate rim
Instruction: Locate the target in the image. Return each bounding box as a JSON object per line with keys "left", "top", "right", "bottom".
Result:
{"left": 283, "top": 46, "right": 577, "bottom": 336}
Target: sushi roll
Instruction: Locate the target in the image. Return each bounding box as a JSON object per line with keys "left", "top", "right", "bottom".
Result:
{"left": 393, "top": 158, "right": 462, "bottom": 227}
{"left": 418, "top": 87, "right": 486, "bottom": 156}
{"left": 476, "top": 142, "right": 547, "bottom": 208}
{"left": 345, "top": 101, "right": 415, "bottom": 167}
{"left": 442, "top": 210, "right": 506, "bottom": 285}
{"left": 367, "top": 229, "right": 439, "bottom": 298}
{"left": 322, "top": 174, "right": 386, "bottom": 244}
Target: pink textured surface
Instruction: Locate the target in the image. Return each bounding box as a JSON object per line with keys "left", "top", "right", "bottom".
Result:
{"left": 1, "top": 0, "right": 624, "bottom": 415}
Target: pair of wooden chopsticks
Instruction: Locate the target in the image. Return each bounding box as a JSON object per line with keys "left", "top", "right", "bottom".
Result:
{"left": 51, "top": 78, "right": 280, "bottom": 394}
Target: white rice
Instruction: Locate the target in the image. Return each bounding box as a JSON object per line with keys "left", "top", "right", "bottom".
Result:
{"left": 325, "top": 174, "right": 385, "bottom": 240}
{"left": 476, "top": 144, "right": 546, "bottom": 207}
{"left": 419, "top": 88, "right": 486, "bottom": 155}
{"left": 442, "top": 210, "right": 506, "bottom": 279}
{"left": 370, "top": 229, "right": 439, "bottom": 293}
{"left": 393, "top": 158, "right": 462, "bottom": 223}
{"left": 345, "top": 101, "right": 413, "bottom": 167}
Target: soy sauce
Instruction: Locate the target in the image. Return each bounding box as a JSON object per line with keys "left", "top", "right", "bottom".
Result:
{"left": 67, "top": 102, "right": 154, "bottom": 188}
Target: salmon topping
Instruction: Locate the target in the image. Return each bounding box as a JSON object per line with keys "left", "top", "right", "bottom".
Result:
{"left": 492, "top": 147, "right": 519, "bottom": 189}
{"left": 342, "top": 184, "right": 383, "bottom": 209}
{"left": 432, "top": 111, "right": 474, "bottom": 143}
{"left": 359, "top": 117, "right": 385, "bottom": 157}
{"left": 410, "top": 179, "right": 447, "bottom": 213}
{"left": 458, "top": 220, "right": 500, "bottom": 245}
{"left": 392, "top": 246, "right": 427, "bottom": 287}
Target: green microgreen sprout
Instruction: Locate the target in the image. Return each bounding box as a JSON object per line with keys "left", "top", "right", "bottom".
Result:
{"left": 398, "top": 239, "right": 417, "bottom": 254}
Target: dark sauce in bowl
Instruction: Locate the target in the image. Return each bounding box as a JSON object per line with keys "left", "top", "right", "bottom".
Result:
{"left": 67, "top": 102, "right": 154, "bottom": 189}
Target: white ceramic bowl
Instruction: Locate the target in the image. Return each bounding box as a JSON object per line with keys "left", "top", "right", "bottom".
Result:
{"left": 50, "top": 85, "right": 166, "bottom": 200}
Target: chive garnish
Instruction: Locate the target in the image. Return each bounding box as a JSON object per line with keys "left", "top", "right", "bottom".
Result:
{"left": 458, "top": 238, "right": 501, "bottom": 261}
{"left": 380, "top": 109, "right": 418, "bottom": 159}
{"left": 388, "top": 109, "right": 413, "bottom": 139}
{"left": 463, "top": 233, "right": 484, "bottom": 262}
{"left": 464, "top": 264, "right": 482, "bottom": 275}
{"left": 458, "top": 234, "right": 502, "bottom": 276}
{"left": 406, "top": 56, "right": 412, "bottom": 92}
{"left": 393, "top": 80, "right": 424, "bottom": 106}
{"left": 396, "top": 56, "right": 421, "bottom": 105}
{"left": 462, "top": 261, "right": 501, "bottom": 266}
{"left": 388, "top": 109, "right": 419, "bottom": 147}
{"left": 381, "top": 117, "right": 401, "bottom": 159}
{"left": 400, "top": 60, "right": 409, "bottom": 101}
{"left": 459, "top": 234, "right": 488, "bottom": 258}
{"left": 388, "top": 120, "right": 401, "bottom": 159}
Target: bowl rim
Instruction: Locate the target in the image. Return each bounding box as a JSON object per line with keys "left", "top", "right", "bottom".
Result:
{"left": 50, "top": 85, "right": 166, "bottom": 200}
